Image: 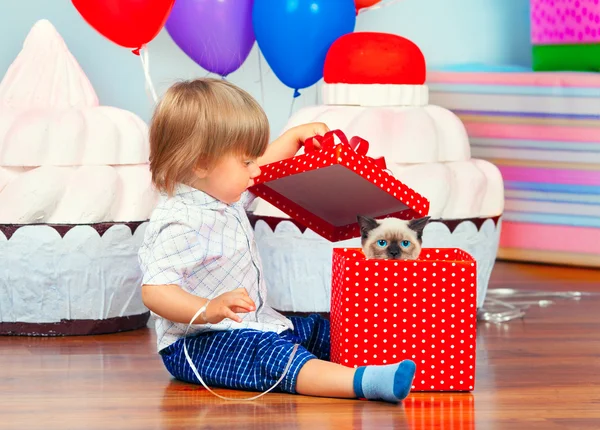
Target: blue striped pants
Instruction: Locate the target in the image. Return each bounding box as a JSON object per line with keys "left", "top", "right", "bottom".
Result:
{"left": 160, "top": 314, "right": 330, "bottom": 394}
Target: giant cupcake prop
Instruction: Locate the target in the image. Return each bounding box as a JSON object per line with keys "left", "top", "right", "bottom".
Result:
{"left": 0, "top": 20, "right": 157, "bottom": 335}
{"left": 251, "top": 32, "right": 504, "bottom": 312}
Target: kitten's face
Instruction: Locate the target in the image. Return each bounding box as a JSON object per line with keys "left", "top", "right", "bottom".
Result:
{"left": 357, "top": 215, "right": 431, "bottom": 260}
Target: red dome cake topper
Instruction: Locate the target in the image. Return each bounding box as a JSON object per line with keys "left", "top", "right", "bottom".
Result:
{"left": 324, "top": 32, "right": 426, "bottom": 85}
{"left": 321, "top": 32, "right": 428, "bottom": 106}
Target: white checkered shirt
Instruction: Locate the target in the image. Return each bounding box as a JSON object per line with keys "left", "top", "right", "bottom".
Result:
{"left": 138, "top": 183, "right": 294, "bottom": 351}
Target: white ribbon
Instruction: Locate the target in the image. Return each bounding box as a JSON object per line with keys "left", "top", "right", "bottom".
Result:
{"left": 478, "top": 288, "right": 593, "bottom": 324}
{"left": 183, "top": 302, "right": 299, "bottom": 401}
{"left": 139, "top": 45, "right": 158, "bottom": 104}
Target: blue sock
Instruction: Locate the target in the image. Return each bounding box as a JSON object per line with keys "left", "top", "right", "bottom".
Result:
{"left": 353, "top": 360, "right": 416, "bottom": 403}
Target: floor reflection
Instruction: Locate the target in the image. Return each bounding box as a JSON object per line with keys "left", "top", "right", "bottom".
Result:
{"left": 404, "top": 394, "right": 475, "bottom": 430}
{"left": 160, "top": 380, "right": 475, "bottom": 430}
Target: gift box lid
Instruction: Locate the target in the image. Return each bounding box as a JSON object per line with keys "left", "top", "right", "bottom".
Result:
{"left": 249, "top": 130, "right": 430, "bottom": 242}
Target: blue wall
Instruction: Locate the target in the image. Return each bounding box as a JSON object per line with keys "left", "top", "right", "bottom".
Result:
{"left": 0, "top": 0, "right": 531, "bottom": 136}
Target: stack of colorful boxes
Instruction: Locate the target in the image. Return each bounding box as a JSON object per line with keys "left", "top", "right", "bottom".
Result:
{"left": 427, "top": 67, "right": 600, "bottom": 267}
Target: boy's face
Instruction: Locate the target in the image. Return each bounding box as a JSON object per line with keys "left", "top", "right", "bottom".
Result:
{"left": 195, "top": 154, "right": 261, "bottom": 204}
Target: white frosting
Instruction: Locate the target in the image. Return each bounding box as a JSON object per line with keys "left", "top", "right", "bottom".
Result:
{"left": 0, "top": 20, "right": 97, "bottom": 110}
{"left": 254, "top": 102, "right": 504, "bottom": 220}
{"left": 0, "top": 107, "right": 149, "bottom": 166}
{"left": 0, "top": 19, "right": 156, "bottom": 224}
{"left": 322, "top": 83, "right": 429, "bottom": 107}
{"left": 390, "top": 160, "right": 504, "bottom": 219}
{"left": 0, "top": 165, "right": 155, "bottom": 224}
{"left": 281, "top": 104, "right": 471, "bottom": 164}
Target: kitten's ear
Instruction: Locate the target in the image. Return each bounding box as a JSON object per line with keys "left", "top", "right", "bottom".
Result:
{"left": 357, "top": 215, "right": 379, "bottom": 239}
{"left": 408, "top": 216, "right": 431, "bottom": 240}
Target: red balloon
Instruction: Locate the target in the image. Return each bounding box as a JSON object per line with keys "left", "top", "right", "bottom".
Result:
{"left": 354, "top": 0, "right": 381, "bottom": 13}
{"left": 72, "top": 0, "right": 175, "bottom": 54}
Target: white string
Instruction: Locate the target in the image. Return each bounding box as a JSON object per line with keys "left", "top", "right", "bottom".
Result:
{"left": 289, "top": 94, "right": 297, "bottom": 118}
{"left": 357, "top": 0, "right": 403, "bottom": 15}
{"left": 183, "top": 302, "right": 299, "bottom": 401}
{"left": 477, "top": 288, "right": 594, "bottom": 324}
{"left": 139, "top": 45, "right": 158, "bottom": 104}
{"left": 257, "top": 47, "right": 265, "bottom": 108}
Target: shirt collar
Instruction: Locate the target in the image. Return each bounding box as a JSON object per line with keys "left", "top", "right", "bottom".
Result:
{"left": 172, "top": 183, "right": 227, "bottom": 209}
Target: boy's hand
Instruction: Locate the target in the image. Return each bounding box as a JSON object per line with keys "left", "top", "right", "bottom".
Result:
{"left": 258, "top": 122, "right": 330, "bottom": 166}
{"left": 287, "top": 122, "right": 330, "bottom": 150}
{"left": 204, "top": 288, "right": 256, "bottom": 324}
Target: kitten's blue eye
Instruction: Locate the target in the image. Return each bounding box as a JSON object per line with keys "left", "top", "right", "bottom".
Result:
{"left": 401, "top": 240, "right": 410, "bottom": 248}
{"left": 377, "top": 240, "right": 387, "bottom": 247}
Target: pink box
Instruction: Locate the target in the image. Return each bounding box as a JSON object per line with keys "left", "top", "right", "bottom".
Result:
{"left": 531, "top": 0, "right": 600, "bottom": 45}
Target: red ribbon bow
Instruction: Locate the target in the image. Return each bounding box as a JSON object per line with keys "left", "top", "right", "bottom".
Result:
{"left": 304, "top": 129, "right": 387, "bottom": 170}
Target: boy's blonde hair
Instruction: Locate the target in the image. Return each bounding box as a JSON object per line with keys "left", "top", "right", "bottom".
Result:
{"left": 149, "top": 78, "right": 270, "bottom": 195}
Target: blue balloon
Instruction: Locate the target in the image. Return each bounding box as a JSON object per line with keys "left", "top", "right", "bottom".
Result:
{"left": 253, "top": 0, "right": 356, "bottom": 95}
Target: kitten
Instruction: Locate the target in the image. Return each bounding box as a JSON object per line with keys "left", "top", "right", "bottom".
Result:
{"left": 357, "top": 215, "right": 431, "bottom": 260}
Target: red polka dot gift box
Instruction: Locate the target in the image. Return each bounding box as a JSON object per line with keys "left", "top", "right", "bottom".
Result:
{"left": 250, "top": 128, "right": 478, "bottom": 391}
{"left": 249, "top": 130, "right": 429, "bottom": 242}
{"left": 330, "top": 247, "right": 477, "bottom": 392}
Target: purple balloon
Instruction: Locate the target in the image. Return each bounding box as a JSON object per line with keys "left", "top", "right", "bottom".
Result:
{"left": 165, "top": 0, "right": 255, "bottom": 76}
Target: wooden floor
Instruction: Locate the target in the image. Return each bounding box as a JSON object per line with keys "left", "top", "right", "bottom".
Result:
{"left": 1, "top": 261, "right": 600, "bottom": 430}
